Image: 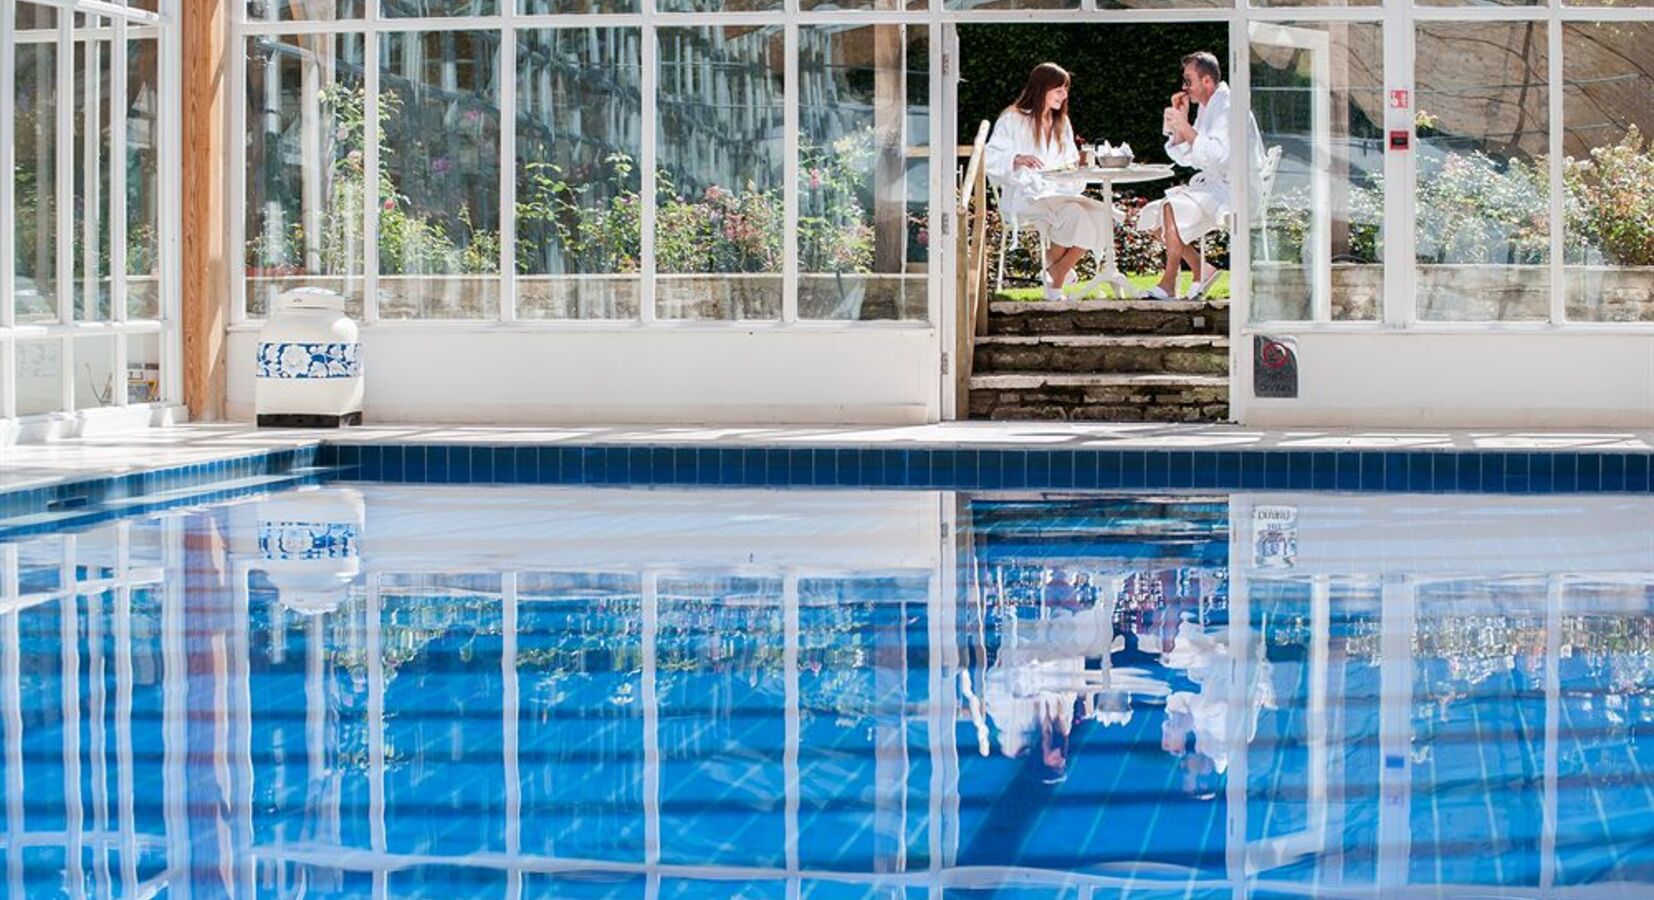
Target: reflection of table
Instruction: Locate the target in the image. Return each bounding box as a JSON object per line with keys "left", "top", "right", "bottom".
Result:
{"left": 1045, "top": 164, "right": 1174, "bottom": 299}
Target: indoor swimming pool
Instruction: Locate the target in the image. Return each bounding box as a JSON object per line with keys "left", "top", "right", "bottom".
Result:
{"left": 2, "top": 481, "right": 1651, "bottom": 898}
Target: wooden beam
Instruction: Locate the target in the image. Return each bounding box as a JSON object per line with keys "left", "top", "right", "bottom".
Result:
{"left": 181, "top": 0, "right": 229, "bottom": 420}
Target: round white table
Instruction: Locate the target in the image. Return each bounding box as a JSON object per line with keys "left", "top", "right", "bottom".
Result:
{"left": 1044, "top": 163, "right": 1174, "bottom": 299}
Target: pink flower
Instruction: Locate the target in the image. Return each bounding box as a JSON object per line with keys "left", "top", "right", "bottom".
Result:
{"left": 382, "top": 198, "right": 396, "bottom": 211}
{"left": 808, "top": 168, "right": 822, "bottom": 190}
{"left": 917, "top": 227, "right": 929, "bottom": 247}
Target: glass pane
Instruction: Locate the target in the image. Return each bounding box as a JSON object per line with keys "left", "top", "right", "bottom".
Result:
{"left": 16, "top": 339, "right": 62, "bottom": 416}
{"left": 125, "top": 332, "right": 162, "bottom": 403}
{"left": 1249, "top": 21, "right": 1384, "bottom": 323}
{"left": 1254, "top": 0, "right": 1375, "bottom": 6}
{"left": 515, "top": 27, "right": 642, "bottom": 321}
{"left": 379, "top": 31, "right": 502, "bottom": 320}
{"left": 73, "top": 334, "right": 118, "bottom": 410}
{"left": 246, "top": 33, "right": 368, "bottom": 319}
{"left": 1418, "top": 0, "right": 1538, "bottom": 6}
{"left": 383, "top": 0, "right": 499, "bottom": 17}
{"left": 15, "top": 10, "right": 59, "bottom": 325}
{"left": 658, "top": 0, "right": 781, "bottom": 11}
{"left": 945, "top": 0, "right": 1079, "bottom": 9}
{"left": 799, "top": 25, "right": 929, "bottom": 322}
{"left": 1415, "top": 23, "right": 1549, "bottom": 322}
{"left": 521, "top": 0, "right": 637, "bottom": 12}
{"left": 801, "top": 0, "right": 925, "bottom": 10}
{"left": 1562, "top": 23, "right": 1654, "bottom": 323}
{"left": 127, "top": 37, "right": 162, "bottom": 320}
{"left": 73, "top": 22, "right": 113, "bottom": 322}
{"left": 656, "top": 26, "right": 784, "bottom": 321}
{"left": 245, "top": 0, "right": 366, "bottom": 19}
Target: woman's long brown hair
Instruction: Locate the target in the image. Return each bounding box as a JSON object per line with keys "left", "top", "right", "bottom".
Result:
{"left": 1006, "top": 63, "right": 1072, "bottom": 151}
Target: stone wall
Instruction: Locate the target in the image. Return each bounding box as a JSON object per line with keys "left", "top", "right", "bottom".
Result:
{"left": 1249, "top": 263, "right": 1654, "bottom": 323}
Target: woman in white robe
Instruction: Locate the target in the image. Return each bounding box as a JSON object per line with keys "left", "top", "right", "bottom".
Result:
{"left": 984, "top": 63, "right": 1115, "bottom": 300}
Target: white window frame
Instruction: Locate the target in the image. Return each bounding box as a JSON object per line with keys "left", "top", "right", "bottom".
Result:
{"left": 1, "top": 0, "right": 182, "bottom": 432}
{"left": 231, "top": 1, "right": 949, "bottom": 332}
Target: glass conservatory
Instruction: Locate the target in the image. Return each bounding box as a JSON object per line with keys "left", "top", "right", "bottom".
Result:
{"left": 2, "top": 0, "right": 1651, "bottom": 431}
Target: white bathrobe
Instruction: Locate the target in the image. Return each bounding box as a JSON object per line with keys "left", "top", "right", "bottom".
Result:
{"left": 1141, "top": 82, "right": 1266, "bottom": 245}
{"left": 984, "top": 109, "right": 1113, "bottom": 251}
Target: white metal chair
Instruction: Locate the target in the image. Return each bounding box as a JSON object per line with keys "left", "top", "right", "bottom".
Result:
{"left": 1197, "top": 144, "right": 1284, "bottom": 291}
{"left": 993, "top": 182, "right": 1050, "bottom": 294}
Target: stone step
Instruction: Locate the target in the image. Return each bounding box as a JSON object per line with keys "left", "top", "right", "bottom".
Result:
{"left": 973, "top": 334, "right": 1228, "bottom": 376}
{"left": 968, "top": 373, "right": 1230, "bottom": 423}
{"left": 987, "top": 299, "right": 1228, "bottom": 337}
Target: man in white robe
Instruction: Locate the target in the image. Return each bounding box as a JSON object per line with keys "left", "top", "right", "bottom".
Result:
{"left": 1140, "top": 51, "right": 1265, "bottom": 301}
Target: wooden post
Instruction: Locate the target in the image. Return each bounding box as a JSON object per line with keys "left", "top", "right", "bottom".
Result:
{"left": 182, "top": 0, "right": 229, "bottom": 420}
{"left": 872, "top": 25, "right": 907, "bottom": 276}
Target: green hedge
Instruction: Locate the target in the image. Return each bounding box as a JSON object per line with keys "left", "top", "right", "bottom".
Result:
{"left": 958, "top": 23, "right": 1228, "bottom": 168}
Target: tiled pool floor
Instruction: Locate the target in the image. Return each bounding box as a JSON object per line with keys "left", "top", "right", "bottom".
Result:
{"left": 2, "top": 482, "right": 1651, "bottom": 897}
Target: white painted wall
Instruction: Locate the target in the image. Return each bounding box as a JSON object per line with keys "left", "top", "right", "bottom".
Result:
{"left": 226, "top": 326, "right": 942, "bottom": 425}
{"left": 1235, "top": 332, "right": 1654, "bottom": 428}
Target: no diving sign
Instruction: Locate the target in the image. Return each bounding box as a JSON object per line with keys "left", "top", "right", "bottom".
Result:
{"left": 1253, "top": 335, "right": 1298, "bottom": 399}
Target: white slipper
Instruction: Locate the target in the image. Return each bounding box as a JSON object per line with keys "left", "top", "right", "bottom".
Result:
{"left": 1043, "top": 285, "right": 1065, "bottom": 301}
{"left": 1189, "top": 267, "right": 1224, "bottom": 299}
{"left": 1141, "top": 285, "right": 1175, "bottom": 301}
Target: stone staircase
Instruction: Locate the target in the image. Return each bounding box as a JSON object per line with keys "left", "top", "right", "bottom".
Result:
{"left": 969, "top": 299, "right": 1230, "bottom": 422}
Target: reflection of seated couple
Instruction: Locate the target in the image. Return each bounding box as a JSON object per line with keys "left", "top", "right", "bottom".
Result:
{"left": 985, "top": 52, "right": 1263, "bottom": 302}
{"left": 960, "top": 597, "right": 1274, "bottom": 795}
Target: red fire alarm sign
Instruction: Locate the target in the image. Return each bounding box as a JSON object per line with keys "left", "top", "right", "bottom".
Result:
{"left": 1389, "top": 130, "right": 1410, "bottom": 151}
{"left": 1389, "top": 89, "right": 1410, "bottom": 110}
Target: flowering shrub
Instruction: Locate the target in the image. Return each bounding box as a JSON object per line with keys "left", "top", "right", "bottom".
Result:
{"left": 1565, "top": 125, "right": 1654, "bottom": 267}
{"left": 519, "top": 132, "right": 882, "bottom": 276}
{"left": 1415, "top": 150, "right": 1549, "bottom": 265}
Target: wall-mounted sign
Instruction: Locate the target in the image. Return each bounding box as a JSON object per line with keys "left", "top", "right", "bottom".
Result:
{"left": 1388, "top": 130, "right": 1410, "bottom": 151}
{"left": 1253, "top": 335, "right": 1298, "bottom": 399}
{"left": 1389, "top": 88, "right": 1410, "bottom": 110}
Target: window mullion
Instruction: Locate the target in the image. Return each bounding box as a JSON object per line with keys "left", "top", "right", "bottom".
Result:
{"left": 641, "top": 13, "right": 658, "bottom": 326}
{"left": 1547, "top": 10, "right": 1564, "bottom": 326}
{"left": 364, "top": 17, "right": 382, "bottom": 325}
{"left": 782, "top": 21, "right": 799, "bottom": 325}
{"left": 1381, "top": 0, "right": 1413, "bottom": 328}
{"left": 500, "top": 24, "right": 518, "bottom": 324}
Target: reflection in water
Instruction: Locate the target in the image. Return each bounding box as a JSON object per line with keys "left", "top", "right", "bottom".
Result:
{"left": 1, "top": 485, "right": 1652, "bottom": 897}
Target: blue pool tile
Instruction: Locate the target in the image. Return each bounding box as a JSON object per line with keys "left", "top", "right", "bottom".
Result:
{"left": 1334, "top": 453, "right": 1359, "bottom": 491}
{"left": 508, "top": 447, "right": 534, "bottom": 484}
{"left": 670, "top": 447, "right": 693, "bottom": 482}
{"left": 1187, "top": 451, "right": 1216, "bottom": 489}
{"left": 1355, "top": 452, "right": 1381, "bottom": 491}
{"left": 535, "top": 447, "right": 561, "bottom": 483}
{"left": 1241, "top": 452, "right": 1266, "bottom": 489}
{"left": 1145, "top": 452, "right": 1170, "bottom": 488}
{"left": 1431, "top": 453, "right": 1457, "bottom": 492}
{"left": 1050, "top": 451, "right": 1075, "bottom": 489}
{"left": 969, "top": 451, "right": 996, "bottom": 488}
{"left": 834, "top": 449, "right": 860, "bottom": 486}
{"left": 1407, "top": 454, "right": 1434, "bottom": 492}
{"left": 425, "top": 447, "right": 449, "bottom": 483}
{"left": 1264, "top": 452, "right": 1291, "bottom": 490}
{"left": 1287, "top": 452, "right": 1313, "bottom": 490}
{"left": 1503, "top": 453, "right": 1530, "bottom": 493}
{"left": 381, "top": 446, "right": 405, "bottom": 482}
{"left": 812, "top": 449, "right": 837, "bottom": 486}
{"left": 1626, "top": 454, "right": 1650, "bottom": 492}
{"left": 1027, "top": 451, "right": 1051, "bottom": 486}
{"left": 1074, "top": 451, "right": 1100, "bottom": 488}
{"left": 623, "top": 447, "right": 647, "bottom": 482}
{"left": 930, "top": 449, "right": 958, "bottom": 487}
{"left": 1550, "top": 453, "right": 1577, "bottom": 493}
{"left": 1528, "top": 453, "right": 1554, "bottom": 493}
{"left": 1380, "top": 452, "right": 1405, "bottom": 492}
{"left": 1601, "top": 453, "right": 1626, "bottom": 492}
{"left": 1000, "top": 451, "right": 1027, "bottom": 489}
{"left": 1118, "top": 452, "right": 1145, "bottom": 489}
{"left": 1455, "top": 454, "right": 1480, "bottom": 492}
{"left": 407, "top": 446, "right": 431, "bottom": 483}
{"left": 1574, "top": 456, "right": 1601, "bottom": 493}
{"left": 899, "top": 449, "right": 925, "bottom": 486}
{"left": 1171, "top": 451, "right": 1197, "bottom": 489}
{"left": 1091, "top": 453, "right": 1118, "bottom": 489}
{"left": 1475, "top": 453, "right": 1502, "bottom": 493}
{"left": 650, "top": 448, "right": 676, "bottom": 483}
{"left": 1215, "top": 452, "right": 1242, "bottom": 488}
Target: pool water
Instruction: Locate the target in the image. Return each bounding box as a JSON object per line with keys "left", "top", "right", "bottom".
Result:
{"left": 2, "top": 483, "right": 1652, "bottom": 898}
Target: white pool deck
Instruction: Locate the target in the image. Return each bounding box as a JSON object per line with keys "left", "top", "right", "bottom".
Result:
{"left": 3, "top": 421, "right": 1652, "bottom": 494}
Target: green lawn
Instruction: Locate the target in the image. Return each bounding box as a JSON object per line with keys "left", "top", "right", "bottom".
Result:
{"left": 997, "top": 271, "right": 1230, "bottom": 302}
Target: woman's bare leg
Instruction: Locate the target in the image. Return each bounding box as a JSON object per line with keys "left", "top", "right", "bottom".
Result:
{"left": 1046, "top": 245, "right": 1086, "bottom": 292}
